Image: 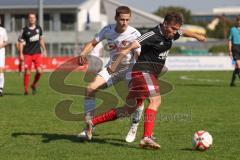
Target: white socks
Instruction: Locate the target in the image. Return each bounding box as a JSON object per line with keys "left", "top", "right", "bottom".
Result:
{"left": 84, "top": 97, "right": 96, "bottom": 120}
{"left": 132, "top": 103, "right": 144, "bottom": 124}
{"left": 0, "top": 73, "right": 4, "bottom": 89}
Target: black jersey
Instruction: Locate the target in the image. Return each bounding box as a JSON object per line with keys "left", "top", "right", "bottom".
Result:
{"left": 133, "top": 25, "right": 181, "bottom": 75}
{"left": 19, "top": 25, "right": 43, "bottom": 55}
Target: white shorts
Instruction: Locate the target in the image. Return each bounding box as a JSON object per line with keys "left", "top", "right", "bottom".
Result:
{"left": 0, "top": 53, "right": 5, "bottom": 67}
{"left": 97, "top": 67, "right": 132, "bottom": 87}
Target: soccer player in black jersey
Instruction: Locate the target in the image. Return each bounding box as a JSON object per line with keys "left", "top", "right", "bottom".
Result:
{"left": 19, "top": 13, "right": 47, "bottom": 95}
{"left": 84, "top": 12, "right": 206, "bottom": 149}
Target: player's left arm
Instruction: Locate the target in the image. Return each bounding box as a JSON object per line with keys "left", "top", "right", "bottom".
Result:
{"left": 107, "top": 41, "right": 140, "bottom": 74}
{"left": 39, "top": 27, "right": 47, "bottom": 57}
{"left": 181, "top": 29, "right": 206, "bottom": 42}
{"left": 40, "top": 37, "right": 47, "bottom": 57}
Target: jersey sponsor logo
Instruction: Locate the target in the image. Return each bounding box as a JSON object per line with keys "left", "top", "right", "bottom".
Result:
{"left": 29, "top": 34, "right": 40, "bottom": 42}
{"left": 121, "top": 40, "right": 130, "bottom": 46}
{"left": 158, "top": 50, "right": 169, "bottom": 60}
{"left": 106, "top": 40, "right": 130, "bottom": 51}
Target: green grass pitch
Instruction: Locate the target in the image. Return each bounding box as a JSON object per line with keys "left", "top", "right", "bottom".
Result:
{"left": 0, "top": 71, "right": 240, "bottom": 160}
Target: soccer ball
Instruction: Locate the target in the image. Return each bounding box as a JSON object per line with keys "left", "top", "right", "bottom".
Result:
{"left": 192, "top": 130, "right": 213, "bottom": 151}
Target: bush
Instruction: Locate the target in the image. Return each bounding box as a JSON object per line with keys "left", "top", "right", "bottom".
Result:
{"left": 208, "top": 45, "right": 228, "bottom": 54}
{"left": 170, "top": 47, "right": 181, "bottom": 53}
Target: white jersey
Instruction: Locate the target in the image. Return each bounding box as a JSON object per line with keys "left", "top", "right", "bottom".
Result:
{"left": 95, "top": 24, "right": 141, "bottom": 69}
{"left": 0, "top": 27, "right": 8, "bottom": 67}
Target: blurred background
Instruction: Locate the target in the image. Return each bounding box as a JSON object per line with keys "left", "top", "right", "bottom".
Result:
{"left": 0, "top": 0, "right": 239, "bottom": 71}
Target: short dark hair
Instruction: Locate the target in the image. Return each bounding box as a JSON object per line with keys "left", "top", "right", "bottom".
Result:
{"left": 164, "top": 12, "right": 184, "bottom": 25}
{"left": 115, "top": 6, "right": 131, "bottom": 17}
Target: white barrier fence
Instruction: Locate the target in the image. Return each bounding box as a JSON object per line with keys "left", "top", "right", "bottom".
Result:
{"left": 166, "top": 56, "right": 234, "bottom": 71}
{"left": 100, "top": 56, "right": 235, "bottom": 71}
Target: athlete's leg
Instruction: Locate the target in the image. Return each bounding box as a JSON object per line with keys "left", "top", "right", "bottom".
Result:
{"left": 125, "top": 99, "right": 144, "bottom": 142}
{"left": 85, "top": 71, "right": 161, "bottom": 149}
{"left": 85, "top": 93, "right": 161, "bottom": 149}
{"left": 77, "top": 72, "right": 108, "bottom": 138}
{"left": 89, "top": 97, "right": 141, "bottom": 126}
{"left": 84, "top": 95, "right": 142, "bottom": 140}
{"left": 128, "top": 72, "right": 161, "bottom": 148}
{"left": 84, "top": 75, "right": 107, "bottom": 120}
{"left": 85, "top": 72, "right": 148, "bottom": 133}
{"left": 31, "top": 54, "right": 43, "bottom": 94}
{"left": 131, "top": 103, "right": 144, "bottom": 124}
{"left": 143, "top": 95, "right": 161, "bottom": 138}
{"left": 230, "top": 64, "right": 238, "bottom": 86}
{"left": 140, "top": 95, "right": 161, "bottom": 149}
{"left": 230, "top": 59, "right": 240, "bottom": 86}
{"left": 24, "top": 55, "right": 32, "bottom": 95}
{"left": 230, "top": 47, "right": 240, "bottom": 86}
{"left": 236, "top": 59, "right": 240, "bottom": 78}
{"left": 0, "top": 52, "right": 5, "bottom": 96}
{"left": 79, "top": 65, "right": 125, "bottom": 138}
{"left": 0, "top": 68, "right": 4, "bottom": 96}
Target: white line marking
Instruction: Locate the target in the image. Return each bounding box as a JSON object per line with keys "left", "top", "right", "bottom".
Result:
{"left": 180, "top": 75, "right": 224, "bottom": 82}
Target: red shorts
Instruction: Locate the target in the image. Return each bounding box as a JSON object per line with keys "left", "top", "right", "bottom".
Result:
{"left": 126, "top": 71, "right": 160, "bottom": 105}
{"left": 24, "top": 54, "right": 42, "bottom": 70}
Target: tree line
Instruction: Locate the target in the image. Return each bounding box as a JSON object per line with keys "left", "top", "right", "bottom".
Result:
{"left": 154, "top": 6, "right": 236, "bottom": 39}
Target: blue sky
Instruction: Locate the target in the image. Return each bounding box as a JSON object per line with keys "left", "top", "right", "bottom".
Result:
{"left": 118, "top": 0, "right": 240, "bottom": 14}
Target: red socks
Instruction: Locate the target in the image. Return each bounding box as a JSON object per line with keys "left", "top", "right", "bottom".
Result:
{"left": 24, "top": 74, "right": 30, "bottom": 93}
{"left": 144, "top": 108, "right": 157, "bottom": 137}
{"left": 32, "top": 73, "right": 41, "bottom": 88}
{"left": 90, "top": 107, "right": 157, "bottom": 138}
{"left": 91, "top": 109, "right": 117, "bottom": 125}
{"left": 24, "top": 73, "right": 42, "bottom": 93}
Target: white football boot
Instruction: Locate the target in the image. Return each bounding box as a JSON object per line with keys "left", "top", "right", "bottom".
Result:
{"left": 125, "top": 123, "right": 139, "bottom": 143}
{"left": 139, "top": 137, "right": 161, "bottom": 149}
{"left": 77, "top": 126, "right": 96, "bottom": 139}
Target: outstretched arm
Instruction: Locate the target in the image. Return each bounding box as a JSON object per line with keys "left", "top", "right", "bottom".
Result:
{"left": 181, "top": 29, "right": 206, "bottom": 42}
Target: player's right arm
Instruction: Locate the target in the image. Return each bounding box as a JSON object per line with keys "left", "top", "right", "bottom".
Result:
{"left": 18, "top": 28, "right": 26, "bottom": 61}
{"left": 18, "top": 42, "right": 24, "bottom": 61}
{"left": 78, "top": 39, "right": 98, "bottom": 65}
{"left": 78, "top": 25, "right": 110, "bottom": 66}
{"left": 107, "top": 41, "right": 140, "bottom": 74}
{"left": 107, "top": 30, "right": 154, "bottom": 74}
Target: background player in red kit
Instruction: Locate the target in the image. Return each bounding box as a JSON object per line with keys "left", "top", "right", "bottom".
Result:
{"left": 83, "top": 12, "right": 206, "bottom": 149}
{"left": 18, "top": 13, "right": 47, "bottom": 95}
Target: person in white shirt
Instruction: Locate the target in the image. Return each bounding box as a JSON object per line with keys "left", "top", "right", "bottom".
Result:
{"left": 0, "top": 25, "right": 8, "bottom": 97}
{"left": 78, "top": 6, "right": 144, "bottom": 143}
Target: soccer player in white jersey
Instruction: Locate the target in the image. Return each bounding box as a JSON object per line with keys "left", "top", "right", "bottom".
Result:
{"left": 78, "top": 6, "right": 143, "bottom": 142}
{"left": 0, "top": 25, "right": 8, "bottom": 97}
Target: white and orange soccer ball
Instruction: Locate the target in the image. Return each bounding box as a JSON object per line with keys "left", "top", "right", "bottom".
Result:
{"left": 192, "top": 130, "right": 213, "bottom": 151}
